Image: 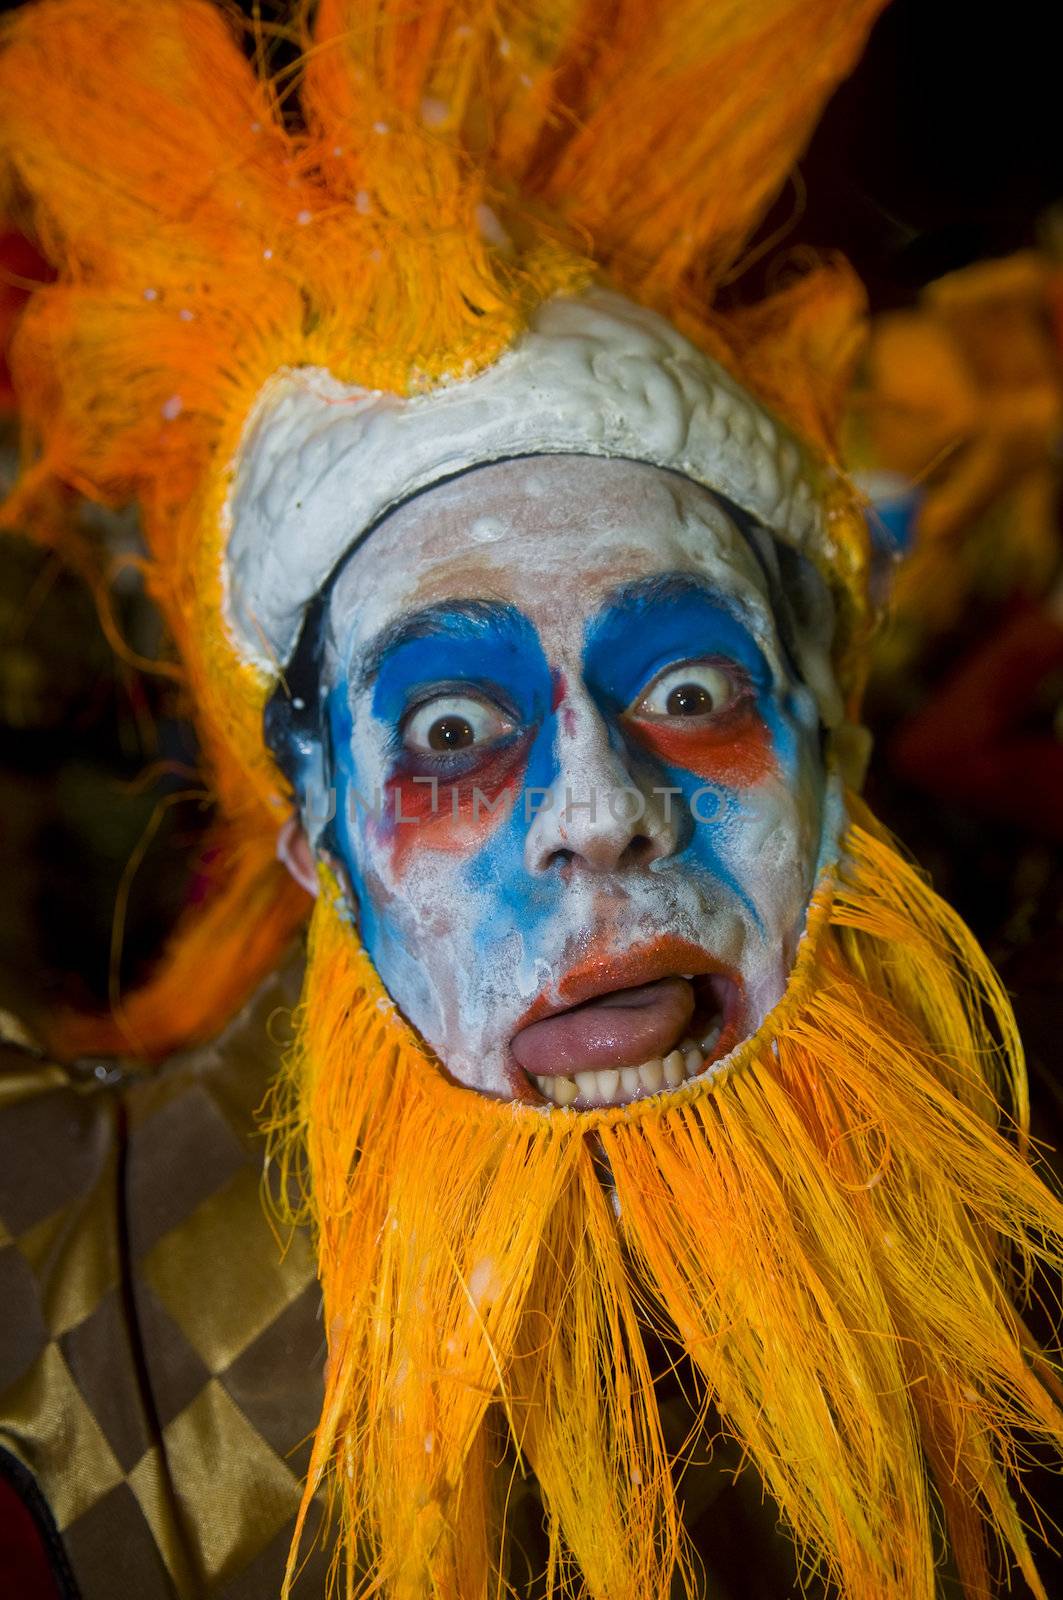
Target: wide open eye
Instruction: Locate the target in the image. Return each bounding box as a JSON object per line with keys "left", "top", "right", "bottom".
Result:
{"left": 631, "top": 660, "right": 741, "bottom": 720}
{"left": 402, "top": 693, "right": 515, "bottom": 753}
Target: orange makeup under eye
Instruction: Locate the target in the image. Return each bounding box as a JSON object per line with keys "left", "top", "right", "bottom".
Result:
{"left": 379, "top": 732, "right": 534, "bottom": 871}
{"left": 626, "top": 698, "right": 777, "bottom": 789}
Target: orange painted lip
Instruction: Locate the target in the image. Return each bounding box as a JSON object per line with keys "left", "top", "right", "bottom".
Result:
{"left": 510, "top": 934, "right": 743, "bottom": 1039}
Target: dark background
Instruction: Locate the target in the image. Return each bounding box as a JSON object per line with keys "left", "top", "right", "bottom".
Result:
{"left": 784, "top": 0, "right": 1063, "bottom": 305}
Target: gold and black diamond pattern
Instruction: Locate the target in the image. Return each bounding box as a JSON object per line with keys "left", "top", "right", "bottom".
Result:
{"left": 0, "top": 958, "right": 329, "bottom": 1600}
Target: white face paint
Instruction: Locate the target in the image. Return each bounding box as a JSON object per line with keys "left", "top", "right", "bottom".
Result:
{"left": 301, "top": 456, "right": 833, "bottom": 1107}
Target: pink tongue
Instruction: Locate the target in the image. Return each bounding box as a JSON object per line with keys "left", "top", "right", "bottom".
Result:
{"left": 511, "top": 977, "right": 694, "bottom": 1077}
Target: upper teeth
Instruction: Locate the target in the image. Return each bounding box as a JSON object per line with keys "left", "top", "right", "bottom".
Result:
{"left": 532, "top": 1030, "right": 723, "bottom": 1109}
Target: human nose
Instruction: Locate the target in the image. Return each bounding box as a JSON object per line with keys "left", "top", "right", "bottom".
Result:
{"left": 523, "top": 695, "right": 680, "bottom": 875}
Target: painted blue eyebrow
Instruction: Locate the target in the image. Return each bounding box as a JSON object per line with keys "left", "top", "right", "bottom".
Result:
{"left": 351, "top": 600, "right": 512, "bottom": 691}
{"left": 583, "top": 572, "right": 773, "bottom": 711}
{"left": 356, "top": 599, "right": 550, "bottom": 725}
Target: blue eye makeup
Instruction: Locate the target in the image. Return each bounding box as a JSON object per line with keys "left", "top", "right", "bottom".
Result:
{"left": 583, "top": 573, "right": 773, "bottom": 716}
{"left": 359, "top": 599, "right": 552, "bottom": 737}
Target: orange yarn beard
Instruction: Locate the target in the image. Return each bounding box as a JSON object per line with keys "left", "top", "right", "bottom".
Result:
{"left": 267, "top": 805, "right": 1063, "bottom": 1600}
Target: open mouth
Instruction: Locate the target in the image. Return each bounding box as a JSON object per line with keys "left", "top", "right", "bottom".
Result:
{"left": 509, "top": 943, "right": 742, "bottom": 1110}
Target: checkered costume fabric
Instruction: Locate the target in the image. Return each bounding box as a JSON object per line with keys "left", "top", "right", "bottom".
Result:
{"left": 0, "top": 956, "right": 330, "bottom": 1600}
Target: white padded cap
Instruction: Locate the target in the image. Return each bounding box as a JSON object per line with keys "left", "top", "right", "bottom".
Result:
{"left": 223, "top": 288, "right": 828, "bottom": 672}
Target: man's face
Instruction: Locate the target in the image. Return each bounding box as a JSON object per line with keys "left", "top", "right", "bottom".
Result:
{"left": 309, "top": 456, "right": 826, "bottom": 1104}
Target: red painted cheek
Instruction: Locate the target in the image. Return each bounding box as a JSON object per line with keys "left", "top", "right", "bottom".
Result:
{"left": 375, "top": 738, "right": 531, "bottom": 873}
{"left": 630, "top": 708, "right": 777, "bottom": 788}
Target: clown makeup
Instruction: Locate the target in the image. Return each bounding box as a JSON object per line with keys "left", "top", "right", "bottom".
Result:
{"left": 289, "top": 456, "right": 833, "bottom": 1105}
